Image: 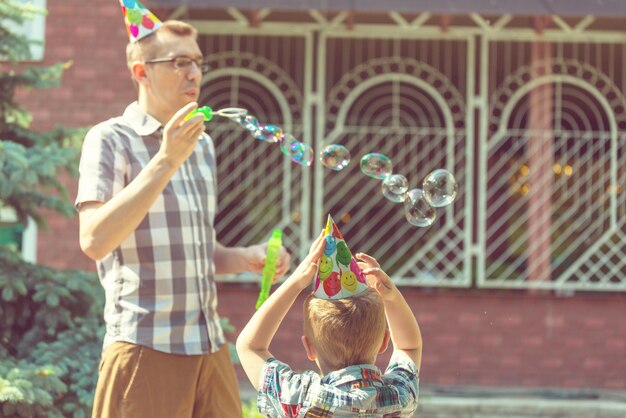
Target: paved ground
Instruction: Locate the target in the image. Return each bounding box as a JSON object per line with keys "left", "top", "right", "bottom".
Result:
{"left": 240, "top": 382, "right": 626, "bottom": 417}
{"left": 414, "top": 393, "right": 626, "bottom": 418}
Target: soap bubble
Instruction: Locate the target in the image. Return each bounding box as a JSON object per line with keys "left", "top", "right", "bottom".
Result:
{"left": 382, "top": 174, "right": 409, "bottom": 203}
{"left": 404, "top": 189, "right": 437, "bottom": 227}
{"left": 236, "top": 114, "right": 260, "bottom": 131}
{"left": 290, "top": 142, "right": 314, "bottom": 166}
{"left": 224, "top": 109, "right": 313, "bottom": 167}
{"left": 280, "top": 134, "right": 303, "bottom": 157}
{"left": 423, "top": 169, "right": 458, "bottom": 207}
{"left": 360, "top": 153, "right": 393, "bottom": 179}
{"left": 278, "top": 135, "right": 313, "bottom": 166}
{"left": 251, "top": 124, "right": 284, "bottom": 142}
{"left": 320, "top": 144, "right": 351, "bottom": 171}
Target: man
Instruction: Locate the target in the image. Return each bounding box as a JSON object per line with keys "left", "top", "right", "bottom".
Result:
{"left": 75, "top": 4, "right": 290, "bottom": 417}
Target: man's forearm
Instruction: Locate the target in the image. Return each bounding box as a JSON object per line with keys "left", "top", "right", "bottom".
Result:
{"left": 79, "top": 152, "right": 178, "bottom": 260}
{"left": 214, "top": 243, "right": 249, "bottom": 275}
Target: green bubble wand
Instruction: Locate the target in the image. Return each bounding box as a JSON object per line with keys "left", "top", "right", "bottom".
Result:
{"left": 255, "top": 229, "right": 283, "bottom": 309}
{"left": 184, "top": 106, "right": 248, "bottom": 122}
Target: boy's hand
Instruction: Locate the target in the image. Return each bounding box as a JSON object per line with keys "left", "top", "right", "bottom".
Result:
{"left": 356, "top": 253, "right": 397, "bottom": 301}
{"left": 287, "top": 230, "right": 325, "bottom": 290}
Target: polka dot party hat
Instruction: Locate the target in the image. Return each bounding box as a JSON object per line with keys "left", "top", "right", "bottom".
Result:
{"left": 118, "top": 0, "right": 162, "bottom": 43}
{"left": 313, "top": 215, "right": 369, "bottom": 300}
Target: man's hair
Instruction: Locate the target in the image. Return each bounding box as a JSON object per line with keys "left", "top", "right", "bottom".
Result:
{"left": 303, "top": 288, "right": 386, "bottom": 370}
{"left": 125, "top": 20, "right": 198, "bottom": 68}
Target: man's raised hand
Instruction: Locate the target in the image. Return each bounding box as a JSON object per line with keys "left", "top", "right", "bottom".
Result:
{"left": 160, "top": 102, "right": 206, "bottom": 167}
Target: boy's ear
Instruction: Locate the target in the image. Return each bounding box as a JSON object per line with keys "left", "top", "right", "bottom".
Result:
{"left": 301, "top": 335, "right": 317, "bottom": 361}
{"left": 131, "top": 62, "right": 149, "bottom": 86}
{"left": 378, "top": 329, "right": 390, "bottom": 354}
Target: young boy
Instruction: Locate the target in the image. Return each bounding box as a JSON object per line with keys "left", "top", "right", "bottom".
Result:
{"left": 236, "top": 230, "right": 422, "bottom": 416}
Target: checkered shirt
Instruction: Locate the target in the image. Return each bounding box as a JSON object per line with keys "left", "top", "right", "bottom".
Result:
{"left": 257, "top": 353, "right": 419, "bottom": 417}
{"left": 75, "top": 102, "right": 224, "bottom": 355}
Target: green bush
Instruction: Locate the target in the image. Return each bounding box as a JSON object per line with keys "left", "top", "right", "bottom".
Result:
{"left": 0, "top": 2, "right": 101, "bottom": 416}
{"left": 0, "top": 246, "right": 104, "bottom": 418}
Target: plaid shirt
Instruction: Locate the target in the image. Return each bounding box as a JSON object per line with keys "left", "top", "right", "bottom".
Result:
{"left": 257, "top": 354, "right": 419, "bottom": 417}
{"left": 75, "top": 102, "right": 224, "bottom": 355}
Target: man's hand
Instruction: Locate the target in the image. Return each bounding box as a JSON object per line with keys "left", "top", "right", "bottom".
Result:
{"left": 159, "top": 102, "right": 206, "bottom": 168}
{"left": 244, "top": 243, "right": 292, "bottom": 283}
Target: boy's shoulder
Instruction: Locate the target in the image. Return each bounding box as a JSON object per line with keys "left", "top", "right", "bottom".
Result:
{"left": 381, "top": 354, "right": 419, "bottom": 394}
{"left": 259, "top": 358, "right": 322, "bottom": 394}
{"left": 257, "top": 358, "right": 322, "bottom": 415}
{"left": 259, "top": 356, "right": 418, "bottom": 391}
{"left": 258, "top": 357, "right": 419, "bottom": 417}
{"left": 384, "top": 353, "right": 419, "bottom": 378}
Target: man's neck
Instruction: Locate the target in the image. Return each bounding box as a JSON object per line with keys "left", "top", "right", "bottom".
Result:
{"left": 138, "top": 95, "right": 172, "bottom": 126}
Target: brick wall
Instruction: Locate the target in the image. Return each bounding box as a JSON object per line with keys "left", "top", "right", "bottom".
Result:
{"left": 19, "top": 0, "right": 133, "bottom": 130}
{"left": 19, "top": 0, "right": 626, "bottom": 392}
{"left": 16, "top": 0, "right": 135, "bottom": 270}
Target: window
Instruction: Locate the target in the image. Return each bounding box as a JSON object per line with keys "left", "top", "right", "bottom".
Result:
{"left": 3, "top": 0, "right": 47, "bottom": 61}
{"left": 0, "top": 207, "right": 37, "bottom": 262}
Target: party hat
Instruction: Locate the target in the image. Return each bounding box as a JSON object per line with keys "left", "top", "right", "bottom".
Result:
{"left": 313, "top": 215, "right": 369, "bottom": 300}
{"left": 119, "top": 0, "right": 162, "bottom": 43}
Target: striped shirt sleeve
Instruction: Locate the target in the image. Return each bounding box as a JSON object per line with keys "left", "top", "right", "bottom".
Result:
{"left": 257, "top": 358, "right": 320, "bottom": 417}
{"left": 382, "top": 352, "right": 420, "bottom": 411}
{"left": 75, "top": 123, "right": 127, "bottom": 209}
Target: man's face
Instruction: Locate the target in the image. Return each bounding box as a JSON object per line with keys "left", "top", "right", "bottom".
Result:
{"left": 143, "top": 33, "right": 203, "bottom": 117}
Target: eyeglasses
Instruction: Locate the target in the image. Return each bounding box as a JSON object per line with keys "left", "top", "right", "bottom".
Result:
{"left": 144, "top": 56, "right": 209, "bottom": 74}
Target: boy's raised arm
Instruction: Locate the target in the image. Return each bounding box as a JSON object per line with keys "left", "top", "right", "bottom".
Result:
{"left": 357, "top": 253, "right": 423, "bottom": 371}
{"left": 236, "top": 231, "right": 325, "bottom": 389}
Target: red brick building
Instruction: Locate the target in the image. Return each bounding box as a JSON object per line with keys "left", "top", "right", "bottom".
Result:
{"left": 15, "top": 0, "right": 626, "bottom": 393}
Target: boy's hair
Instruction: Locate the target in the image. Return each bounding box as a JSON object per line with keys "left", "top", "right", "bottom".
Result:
{"left": 125, "top": 20, "right": 198, "bottom": 69}
{"left": 303, "top": 288, "right": 386, "bottom": 370}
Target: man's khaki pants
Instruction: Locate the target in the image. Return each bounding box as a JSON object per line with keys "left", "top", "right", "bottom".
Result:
{"left": 91, "top": 342, "right": 243, "bottom": 418}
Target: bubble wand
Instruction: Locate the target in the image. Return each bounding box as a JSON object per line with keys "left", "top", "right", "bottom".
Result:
{"left": 185, "top": 106, "right": 248, "bottom": 122}
{"left": 255, "top": 229, "right": 283, "bottom": 309}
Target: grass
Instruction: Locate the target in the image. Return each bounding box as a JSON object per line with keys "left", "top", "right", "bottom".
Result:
{"left": 242, "top": 399, "right": 263, "bottom": 418}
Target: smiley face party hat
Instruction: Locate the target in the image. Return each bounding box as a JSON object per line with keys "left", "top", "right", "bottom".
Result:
{"left": 118, "top": 0, "right": 162, "bottom": 43}
{"left": 313, "top": 215, "right": 369, "bottom": 300}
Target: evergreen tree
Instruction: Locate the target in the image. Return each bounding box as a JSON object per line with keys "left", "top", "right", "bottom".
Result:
{"left": 0, "top": 0, "right": 78, "bottom": 225}
{"left": 0, "top": 2, "right": 104, "bottom": 417}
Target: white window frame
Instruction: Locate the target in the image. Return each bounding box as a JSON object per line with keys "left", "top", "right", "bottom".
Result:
{"left": 0, "top": 207, "right": 37, "bottom": 263}
{"left": 3, "top": 0, "right": 47, "bottom": 61}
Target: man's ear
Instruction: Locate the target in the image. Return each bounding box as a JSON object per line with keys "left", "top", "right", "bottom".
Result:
{"left": 301, "top": 335, "right": 317, "bottom": 361}
{"left": 378, "top": 329, "right": 390, "bottom": 354}
{"left": 130, "top": 62, "right": 149, "bottom": 86}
